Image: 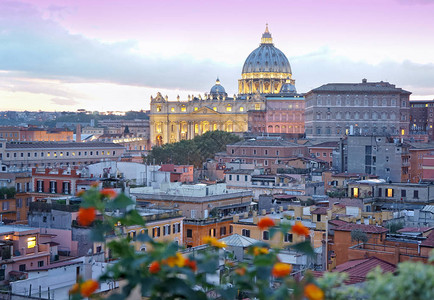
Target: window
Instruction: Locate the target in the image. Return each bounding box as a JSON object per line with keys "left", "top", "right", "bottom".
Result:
{"left": 226, "top": 105, "right": 232, "bottom": 112}
{"left": 265, "top": 150, "right": 268, "bottom": 155}
{"left": 245, "top": 175, "right": 248, "bottom": 181}
{"left": 38, "top": 260, "right": 44, "bottom": 267}
{"left": 236, "top": 175, "right": 240, "bottom": 181}
{"left": 2, "top": 202, "right": 9, "bottom": 211}
{"left": 209, "top": 228, "right": 216, "bottom": 237}
{"left": 230, "top": 225, "right": 233, "bottom": 234}
{"left": 263, "top": 231, "right": 269, "bottom": 240}
{"left": 414, "top": 190, "right": 419, "bottom": 199}
{"left": 386, "top": 188, "right": 394, "bottom": 198}
{"left": 264, "top": 160, "right": 268, "bottom": 166}
{"left": 253, "top": 149, "right": 257, "bottom": 155}
{"left": 19, "top": 264, "right": 26, "bottom": 272}
{"left": 27, "top": 237, "right": 36, "bottom": 248}
{"left": 186, "top": 229, "right": 193, "bottom": 238}
{"left": 284, "top": 233, "right": 293, "bottom": 243}
{"left": 171, "top": 107, "right": 175, "bottom": 112}
{"left": 220, "top": 226, "right": 227, "bottom": 236}
{"left": 239, "top": 107, "right": 244, "bottom": 112}
{"left": 173, "top": 223, "right": 181, "bottom": 234}
{"left": 164, "top": 225, "right": 171, "bottom": 236}
{"left": 317, "top": 214, "right": 321, "bottom": 222}
{"left": 213, "top": 107, "right": 217, "bottom": 111}
{"left": 401, "top": 190, "right": 406, "bottom": 197}
{"left": 242, "top": 229, "right": 250, "bottom": 237}
{"left": 229, "top": 175, "right": 232, "bottom": 181}
{"left": 16, "top": 198, "right": 22, "bottom": 208}
{"left": 181, "top": 106, "right": 186, "bottom": 112}
{"left": 152, "top": 227, "right": 161, "bottom": 238}
{"left": 255, "top": 104, "right": 261, "bottom": 110}
{"left": 352, "top": 187, "right": 359, "bottom": 198}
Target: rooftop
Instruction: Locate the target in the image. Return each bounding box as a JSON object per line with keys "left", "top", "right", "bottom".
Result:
{"left": 334, "top": 223, "right": 388, "bottom": 234}
{"left": 218, "top": 234, "right": 259, "bottom": 248}
{"left": 0, "top": 224, "right": 39, "bottom": 234}
{"left": 333, "top": 257, "right": 396, "bottom": 284}
{"left": 6, "top": 142, "right": 125, "bottom": 149}
{"left": 310, "top": 81, "right": 411, "bottom": 94}
{"left": 228, "top": 138, "right": 302, "bottom": 148}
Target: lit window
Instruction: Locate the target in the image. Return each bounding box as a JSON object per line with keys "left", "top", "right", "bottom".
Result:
{"left": 255, "top": 104, "right": 261, "bottom": 110}
{"left": 386, "top": 188, "right": 393, "bottom": 197}
{"left": 156, "top": 105, "right": 162, "bottom": 112}
{"left": 107, "top": 151, "right": 110, "bottom": 155}
{"left": 181, "top": 106, "right": 186, "bottom": 112}
{"left": 353, "top": 188, "right": 359, "bottom": 198}
{"left": 27, "top": 237, "right": 36, "bottom": 248}
{"left": 72, "top": 152, "right": 75, "bottom": 156}
{"left": 194, "top": 107, "right": 198, "bottom": 111}
{"left": 239, "top": 107, "right": 244, "bottom": 112}
{"left": 226, "top": 105, "right": 232, "bottom": 112}
{"left": 213, "top": 107, "right": 217, "bottom": 111}
{"left": 47, "top": 152, "right": 50, "bottom": 157}
{"left": 171, "top": 107, "right": 175, "bottom": 112}
{"left": 401, "top": 129, "right": 405, "bottom": 135}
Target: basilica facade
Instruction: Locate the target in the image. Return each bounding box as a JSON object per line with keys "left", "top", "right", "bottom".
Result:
{"left": 149, "top": 26, "right": 305, "bottom": 146}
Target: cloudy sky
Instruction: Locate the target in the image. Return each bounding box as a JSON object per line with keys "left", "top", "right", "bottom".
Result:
{"left": 1, "top": 0, "right": 434, "bottom": 112}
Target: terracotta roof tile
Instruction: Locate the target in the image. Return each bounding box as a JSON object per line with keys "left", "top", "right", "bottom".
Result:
{"left": 420, "top": 230, "right": 434, "bottom": 247}
{"left": 334, "top": 223, "right": 388, "bottom": 234}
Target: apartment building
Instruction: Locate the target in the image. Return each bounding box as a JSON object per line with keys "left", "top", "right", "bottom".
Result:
{"left": 215, "top": 137, "right": 308, "bottom": 174}
{"left": 0, "top": 140, "right": 125, "bottom": 170}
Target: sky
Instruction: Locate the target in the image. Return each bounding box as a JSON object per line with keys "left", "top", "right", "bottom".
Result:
{"left": 1, "top": 0, "right": 434, "bottom": 112}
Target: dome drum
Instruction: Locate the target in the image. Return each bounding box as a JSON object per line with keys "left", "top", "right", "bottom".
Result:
{"left": 238, "top": 25, "right": 295, "bottom": 95}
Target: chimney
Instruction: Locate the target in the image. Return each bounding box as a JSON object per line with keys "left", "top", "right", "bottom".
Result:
{"left": 76, "top": 124, "right": 81, "bottom": 143}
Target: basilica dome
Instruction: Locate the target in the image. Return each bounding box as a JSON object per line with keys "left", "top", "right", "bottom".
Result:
{"left": 241, "top": 25, "right": 292, "bottom": 75}
{"left": 210, "top": 78, "right": 227, "bottom": 97}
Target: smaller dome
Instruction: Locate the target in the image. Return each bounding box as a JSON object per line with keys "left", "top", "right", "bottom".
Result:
{"left": 280, "top": 77, "right": 297, "bottom": 94}
{"left": 210, "top": 78, "right": 227, "bottom": 97}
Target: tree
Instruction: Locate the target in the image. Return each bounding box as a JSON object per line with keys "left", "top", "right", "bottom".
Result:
{"left": 145, "top": 131, "right": 241, "bottom": 167}
{"left": 387, "top": 221, "right": 404, "bottom": 234}
{"left": 351, "top": 228, "right": 368, "bottom": 247}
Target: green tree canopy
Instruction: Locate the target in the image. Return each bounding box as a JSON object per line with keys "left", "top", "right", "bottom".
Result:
{"left": 145, "top": 131, "right": 241, "bottom": 167}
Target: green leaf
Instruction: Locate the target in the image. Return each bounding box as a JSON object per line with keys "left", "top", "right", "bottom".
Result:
{"left": 90, "top": 221, "right": 113, "bottom": 242}
{"left": 217, "top": 287, "right": 237, "bottom": 300}
{"left": 106, "top": 193, "right": 134, "bottom": 210}
{"left": 290, "top": 241, "right": 315, "bottom": 256}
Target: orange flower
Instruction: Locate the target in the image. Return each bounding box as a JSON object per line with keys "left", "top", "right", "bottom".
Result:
{"left": 203, "top": 236, "right": 226, "bottom": 248}
{"left": 235, "top": 267, "right": 246, "bottom": 276}
{"left": 253, "top": 247, "right": 269, "bottom": 256}
{"left": 165, "top": 253, "right": 186, "bottom": 268}
{"left": 258, "top": 217, "right": 275, "bottom": 230}
{"left": 100, "top": 188, "right": 117, "bottom": 199}
{"left": 69, "top": 283, "right": 80, "bottom": 295}
{"left": 291, "top": 221, "right": 310, "bottom": 237}
{"left": 76, "top": 190, "right": 85, "bottom": 197}
{"left": 304, "top": 283, "right": 324, "bottom": 300}
{"left": 185, "top": 259, "right": 197, "bottom": 272}
{"left": 80, "top": 280, "right": 99, "bottom": 297}
{"left": 272, "top": 262, "right": 292, "bottom": 278}
{"left": 77, "top": 207, "right": 96, "bottom": 226}
{"left": 149, "top": 261, "right": 161, "bottom": 274}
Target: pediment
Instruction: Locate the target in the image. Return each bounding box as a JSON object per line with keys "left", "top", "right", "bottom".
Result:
{"left": 192, "top": 106, "right": 221, "bottom": 115}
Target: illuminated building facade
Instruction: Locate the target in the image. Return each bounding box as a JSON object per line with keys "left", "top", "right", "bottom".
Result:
{"left": 149, "top": 25, "right": 304, "bottom": 146}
